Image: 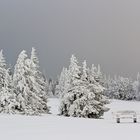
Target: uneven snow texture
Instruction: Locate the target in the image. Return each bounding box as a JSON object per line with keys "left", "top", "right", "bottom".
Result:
{"left": 0, "top": 98, "right": 140, "bottom": 140}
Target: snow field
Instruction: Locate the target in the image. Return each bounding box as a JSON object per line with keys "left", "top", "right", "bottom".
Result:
{"left": 0, "top": 98, "right": 140, "bottom": 140}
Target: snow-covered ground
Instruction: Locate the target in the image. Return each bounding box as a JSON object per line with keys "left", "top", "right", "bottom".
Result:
{"left": 0, "top": 98, "right": 140, "bottom": 140}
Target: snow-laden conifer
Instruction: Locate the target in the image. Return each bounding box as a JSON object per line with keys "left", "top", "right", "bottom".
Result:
{"left": 60, "top": 56, "right": 109, "bottom": 118}
{"left": 13, "top": 49, "right": 49, "bottom": 115}
{"left": 30, "top": 47, "right": 49, "bottom": 113}
{"left": 0, "top": 50, "right": 17, "bottom": 114}
{"left": 13, "top": 50, "right": 32, "bottom": 114}
{"left": 0, "top": 68, "right": 17, "bottom": 114}
{"left": 0, "top": 50, "right": 6, "bottom": 91}
{"left": 81, "top": 60, "right": 88, "bottom": 81}
{"left": 57, "top": 67, "right": 70, "bottom": 98}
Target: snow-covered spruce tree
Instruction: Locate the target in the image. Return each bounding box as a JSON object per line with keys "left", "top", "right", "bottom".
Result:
{"left": 30, "top": 47, "right": 49, "bottom": 113}
{"left": 81, "top": 61, "right": 109, "bottom": 118}
{"left": 59, "top": 56, "right": 109, "bottom": 118}
{"left": 57, "top": 67, "right": 70, "bottom": 98}
{"left": 13, "top": 50, "right": 32, "bottom": 114}
{"left": 0, "top": 50, "right": 7, "bottom": 91}
{"left": 59, "top": 55, "right": 81, "bottom": 116}
{"left": 13, "top": 49, "right": 49, "bottom": 115}
{"left": 0, "top": 68, "right": 17, "bottom": 114}
{"left": 0, "top": 50, "right": 17, "bottom": 114}
{"left": 81, "top": 60, "right": 88, "bottom": 81}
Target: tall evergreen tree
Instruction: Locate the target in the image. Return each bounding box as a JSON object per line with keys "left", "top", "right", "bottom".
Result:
{"left": 57, "top": 67, "right": 70, "bottom": 98}
{"left": 13, "top": 50, "right": 49, "bottom": 115}
{"left": 30, "top": 48, "right": 49, "bottom": 113}
{"left": 0, "top": 68, "right": 17, "bottom": 113}
{"left": 69, "top": 55, "right": 81, "bottom": 84}
{"left": 13, "top": 50, "right": 32, "bottom": 114}
{"left": 0, "top": 51, "right": 17, "bottom": 114}
{"left": 0, "top": 50, "right": 6, "bottom": 91}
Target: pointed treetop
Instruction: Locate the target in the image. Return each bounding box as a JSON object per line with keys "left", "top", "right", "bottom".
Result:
{"left": 91, "top": 64, "right": 96, "bottom": 72}
{"left": 18, "top": 50, "right": 28, "bottom": 60}
{"left": 14, "top": 50, "right": 28, "bottom": 77}
{"left": 69, "top": 54, "right": 81, "bottom": 79}
{"left": 31, "top": 47, "right": 39, "bottom": 65}
{"left": 0, "top": 49, "right": 6, "bottom": 68}
{"left": 70, "top": 54, "right": 77, "bottom": 62}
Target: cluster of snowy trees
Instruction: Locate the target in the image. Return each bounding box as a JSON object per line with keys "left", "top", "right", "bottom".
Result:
{"left": 104, "top": 76, "right": 135, "bottom": 100}
{"left": 103, "top": 73, "right": 140, "bottom": 101}
{"left": 0, "top": 48, "right": 49, "bottom": 115}
{"left": 0, "top": 50, "right": 109, "bottom": 119}
{"left": 2, "top": 48, "right": 140, "bottom": 118}
{"left": 45, "top": 55, "right": 140, "bottom": 108}
{"left": 57, "top": 55, "right": 109, "bottom": 118}
{"left": 56, "top": 55, "right": 140, "bottom": 117}
{"left": 48, "top": 78, "right": 59, "bottom": 98}
{"left": 53, "top": 66, "right": 140, "bottom": 102}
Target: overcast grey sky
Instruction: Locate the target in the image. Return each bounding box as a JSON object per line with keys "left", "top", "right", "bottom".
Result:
{"left": 0, "top": 0, "right": 140, "bottom": 79}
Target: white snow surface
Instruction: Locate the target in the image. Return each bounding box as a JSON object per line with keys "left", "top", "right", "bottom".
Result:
{"left": 0, "top": 98, "right": 140, "bottom": 140}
